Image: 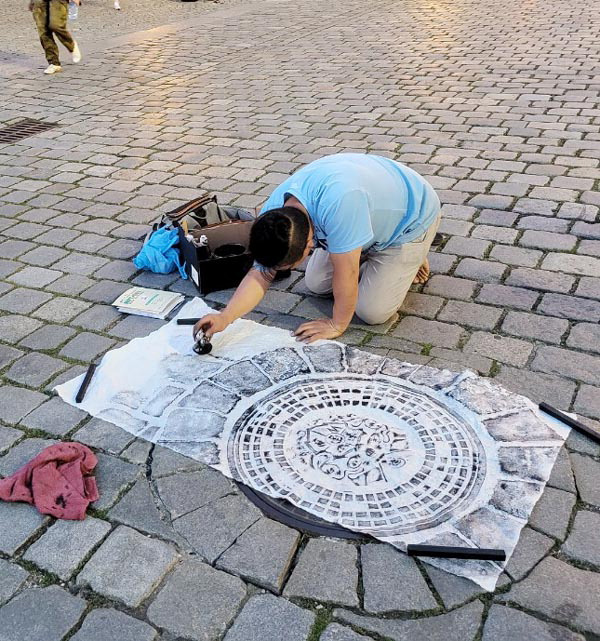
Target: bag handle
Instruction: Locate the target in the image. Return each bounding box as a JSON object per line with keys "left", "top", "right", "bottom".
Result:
{"left": 165, "top": 194, "right": 217, "bottom": 222}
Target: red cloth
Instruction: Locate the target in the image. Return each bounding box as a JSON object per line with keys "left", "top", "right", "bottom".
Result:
{"left": 0, "top": 442, "right": 99, "bottom": 520}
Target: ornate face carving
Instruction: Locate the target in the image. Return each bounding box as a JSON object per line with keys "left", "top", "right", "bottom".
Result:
{"left": 296, "top": 414, "right": 411, "bottom": 486}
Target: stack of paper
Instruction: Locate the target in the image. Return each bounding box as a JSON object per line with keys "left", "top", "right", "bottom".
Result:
{"left": 112, "top": 287, "right": 184, "bottom": 319}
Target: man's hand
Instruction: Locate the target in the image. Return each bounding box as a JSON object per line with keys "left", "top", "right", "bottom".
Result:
{"left": 293, "top": 318, "right": 345, "bottom": 344}
{"left": 193, "top": 313, "right": 230, "bottom": 340}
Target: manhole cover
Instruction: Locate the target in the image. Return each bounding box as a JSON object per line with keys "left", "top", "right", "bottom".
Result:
{"left": 0, "top": 119, "right": 58, "bottom": 144}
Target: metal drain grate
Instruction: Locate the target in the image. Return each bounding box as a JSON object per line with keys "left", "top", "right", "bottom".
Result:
{"left": 0, "top": 118, "right": 58, "bottom": 144}
{"left": 237, "top": 483, "right": 369, "bottom": 540}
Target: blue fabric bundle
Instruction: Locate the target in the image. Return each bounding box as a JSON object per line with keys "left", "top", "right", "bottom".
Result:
{"left": 133, "top": 227, "right": 187, "bottom": 279}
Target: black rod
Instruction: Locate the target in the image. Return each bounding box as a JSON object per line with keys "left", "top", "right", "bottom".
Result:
{"left": 539, "top": 402, "right": 600, "bottom": 445}
{"left": 407, "top": 544, "right": 506, "bottom": 561}
{"left": 75, "top": 364, "right": 97, "bottom": 404}
{"left": 176, "top": 318, "right": 200, "bottom": 325}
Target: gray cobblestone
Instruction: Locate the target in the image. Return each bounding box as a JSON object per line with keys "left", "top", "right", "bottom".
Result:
{"left": 529, "top": 486, "right": 576, "bottom": 539}
{"left": 147, "top": 560, "right": 245, "bottom": 641}
{"left": 393, "top": 317, "right": 464, "bottom": 348}
{"left": 496, "top": 366, "right": 576, "bottom": 409}
{"left": 542, "top": 253, "right": 600, "bottom": 277}
{"left": 77, "top": 525, "right": 178, "bottom": 607}
{"left": 71, "top": 609, "right": 158, "bottom": 641}
{"left": 442, "top": 236, "right": 490, "bottom": 258}
{"left": 424, "top": 275, "right": 477, "bottom": 300}
{"left": 438, "top": 301, "right": 502, "bottom": 330}
{"left": 59, "top": 332, "right": 116, "bottom": 362}
{"left": 32, "top": 296, "right": 91, "bottom": 323}
{"left": 482, "top": 605, "right": 584, "bottom": 641}
{"left": 464, "top": 332, "right": 532, "bottom": 366}
{"left": 71, "top": 304, "right": 122, "bottom": 330}
{"left": 18, "top": 324, "right": 76, "bottom": 350}
{"left": 506, "top": 268, "right": 575, "bottom": 293}
{"left": 0, "top": 386, "right": 47, "bottom": 424}
{"left": 73, "top": 417, "right": 135, "bottom": 454}
{"left": 454, "top": 258, "right": 507, "bottom": 283}
{"left": 0, "top": 559, "right": 28, "bottom": 606}
{"left": 532, "top": 346, "right": 600, "bottom": 385}
{"left": 80, "top": 280, "right": 131, "bottom": 303}
{"left": 570, "top": 453, "right": 600, "bottom": 507}
{"left": 538, "top": 293, "right": 600, "bottom": 322}
{"left": 0, "top": 287, "right": 52, "bottom": 314}
{"left": 502, "top": 311, "right": 568, "bottom": 343}
{"left": 93, "top": 452, "right": 142, "bottom": 510}
{"left": 489, "top": 245, "right": 542, "bottom": 267}
{"left": 23, "top": 517, "right": 111, "bottom": 580}
{"left": 5, "top": 352, "right": 68, "bottom": 387}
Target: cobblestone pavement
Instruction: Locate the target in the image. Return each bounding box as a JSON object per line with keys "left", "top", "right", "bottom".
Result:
{"left": 1, "top": 0, "right": 600, "bottom": 639}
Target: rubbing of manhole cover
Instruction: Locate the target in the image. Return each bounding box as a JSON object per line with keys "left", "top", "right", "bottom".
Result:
{"left": 0, "top": 119, "right": 59, "bottom": 144}
{"left": 227, "top": 374, "right": 486, "bottom": 537}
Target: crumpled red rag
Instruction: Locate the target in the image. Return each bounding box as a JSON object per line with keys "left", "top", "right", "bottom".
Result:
{"left": 0, "top": 442, "right": 99, "bottom": 520}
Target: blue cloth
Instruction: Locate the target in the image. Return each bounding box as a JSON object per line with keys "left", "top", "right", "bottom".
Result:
{"left": 259, "top": 153, "right": 440, "bottom": 255}
{"left": 133, "top": 227, "right": 187, "bottom": 279}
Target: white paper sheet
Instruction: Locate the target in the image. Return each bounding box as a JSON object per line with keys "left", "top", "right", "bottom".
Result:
{"left": 56, "top": 298, "right": 569, "bottom": 591}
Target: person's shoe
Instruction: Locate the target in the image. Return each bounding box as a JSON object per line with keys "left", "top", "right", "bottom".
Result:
{"left": 43, "top": 64, "right": 62, "bottom": 74}
{"left": 114, "top": 0, "right": 121, "bottom": 8}
{"left": 72, "top": 42, "right": 81, "bottom": 63}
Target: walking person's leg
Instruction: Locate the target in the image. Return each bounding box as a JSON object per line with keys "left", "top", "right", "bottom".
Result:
{"left": 32, "top": 0, "right": 61, "bottom": 71}
{"left": 48, "top": 0, "right": 80, "bottom": 62}
{"left": 355, "top": 214, "right": 441, "bottom": 325}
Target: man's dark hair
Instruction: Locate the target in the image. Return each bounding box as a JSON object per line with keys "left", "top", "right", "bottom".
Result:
{"left": 250, "top": 207, "right": 310, "bottom": 268}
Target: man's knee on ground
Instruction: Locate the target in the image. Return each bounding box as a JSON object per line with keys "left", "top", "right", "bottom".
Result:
{"left": 304, "top": 273, "right": 333, "bottom": 296}
{"left": 354, "top": 303, "right": 394, "bottom": 326}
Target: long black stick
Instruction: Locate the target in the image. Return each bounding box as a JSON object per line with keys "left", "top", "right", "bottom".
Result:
{"left": 75, "top": 364, "right": 97, "bottom": 403}
{"left": 539, "top": 402, "right": 600, "bottom": 444}
{"left": 407, "top": 544, "right": 506, "bottom": 561}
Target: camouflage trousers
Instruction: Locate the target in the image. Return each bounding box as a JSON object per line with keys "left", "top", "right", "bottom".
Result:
{"left": 32, "top": 0, "right": 75, "bottom": 66}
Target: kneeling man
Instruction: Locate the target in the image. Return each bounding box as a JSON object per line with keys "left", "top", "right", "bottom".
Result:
{"left": 195, "top": 153, "right": 441, "bottom": 344}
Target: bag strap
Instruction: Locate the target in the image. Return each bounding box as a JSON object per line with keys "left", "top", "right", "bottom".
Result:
{"left": 165, "top": 194, "right": 217, "bottom": 222}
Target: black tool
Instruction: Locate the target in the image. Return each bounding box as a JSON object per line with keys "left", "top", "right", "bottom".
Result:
{"left": 75, "top": 363, "right": 97, "bottom": 403}
{"left": 407, "top": 544, "right": 506, "bottom": 561}
{"left": 539, "top": 402, "right": 600, "bottom": 444}
{"left": 177, "top": 318, "right": 201, "bottom": 325}
{"left": 193, "top": 330, "right": 212, "bottom": 355}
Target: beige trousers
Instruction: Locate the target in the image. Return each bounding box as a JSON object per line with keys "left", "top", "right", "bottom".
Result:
{"left": 304, "top": 214, "right": 441, "bottom": 325}
{"left": 32, "top": 0, "right": 75, "bottom": 66}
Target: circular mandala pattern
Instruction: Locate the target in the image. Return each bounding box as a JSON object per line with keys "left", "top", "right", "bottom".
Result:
{"left": 227, "top": 373, "right": 486, "bottom": 536}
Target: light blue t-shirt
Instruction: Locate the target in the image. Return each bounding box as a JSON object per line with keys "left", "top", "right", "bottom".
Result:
{"left": 258, "top": 153, "right": 440, "bottom": 258}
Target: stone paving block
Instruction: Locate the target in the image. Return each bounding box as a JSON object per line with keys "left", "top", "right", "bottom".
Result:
{"left": 0, "top": 559, "right": 28, "bottom": 605}
{"left": 362, "top": 544, "right": 436, "bottom": 613}
{"left": 529, "top": 486, "right": 576, "bottom": 539}
{"left": 424, "top": 565, "right": 485, "bottom": 609}
{"left": 71, "top": 608, "right": 158, "bottom": 641}
{"left": 77, "top": 525, "right": 178, "bottom": 608}
{"left": 504, "top": 526, "right": 554, "bottom": 581}
{"left": 150, "top": 444, "right": 204, "bottom": 477}
{"left": 489, "top": 245, "right": 542, "bottom": 268}
{"left": 506, "top": 267, "right": 574, "bottom": 293}
{"left": 73, "top": 417, "right": 135, "bottom": 454}
{"left": 0, "top": 437, "right": 59, "bottom": 477}
{"left": 224, "top": 594, "right": 315, "bottom": 641}
{"left": 502, "top": 557, "right": 600, "bottom": 635}
{"left": 216, "top": 517, "right": 300, "bottom": 592}
{"left": 428, "top": 347, "right": 493, "bottom": 375}
{"left": 81, "top": 280, "right": 131, "bottom": 303}
{"left": 335, "top": 600, "right": 483, "bottom": 641}
{"left": 0, "top": 314, "right": 44, "bottom": 344}
{"left": 47, "top": 274, "right": 95, "bottom": 295}
{"left": 393, "top": 317, "right": 464, "bottom": 348}
{"left": 0, "top": 344, "right": 23, "bottom": 371}
{"left": 482, "top": 604, "right": 584, "bottom": 641}
{"left": 108, "top": 478, "right": 180, "bottom": 543}
{"left": 52, "top": 252, "right": 109, "bottom": 275}
{"left": 18, "top": 245, "right": 69, "bottom": 267}
{"left": 547, "top": 446, "right": 576, "bottom": 493}
{"left": 438, "top": 301, "right": 502, "bottom": 330}
{"left": 94, "top": 259, "right": 139, "bottom": 281}
{"left": 0, "top": 385, "right": 47, "bottom": 423}
{"left": 454, "top": 258, "right": 507, "bottom": 283}
{"left": 501, "top": 311, "right": 568, "bottom": 343}
{"left": 442, "top": 236, "right": 490, "bottom": 258}
{"left": 0, "top": 287, "right": 53, "bottom": 314}
{"left": 428, "top": 252, "right": 456, "bottom": 274}
{"left": 284, "top": 538, "right": 359, "bottom": 607}
{"left": 32, "top": 297, "right": 91, "bottom": 323}
{"left": 0, "top": 502, "right": 47, "bottom": 554}
{"left": 424, "top": 275, "right": 477, "bottom": 300}
{"left": 0, "top": 260, "right": 19, "bottom": 279}
{"left": 574, "top": 384, "right": 600, "bottom": 419}
{"left": 5, "top": 352, "right": 68, "bottom": 387}
{"left": 147, "top": 559, "right": 246, "bottom": 641}
{"left": 18, "top": 324, "right": 76, "bottom": 350}
{"left": 321, "top": 624, "right": 372, "bottom": 641}
{"left": 46, "top": 364, "right": 88, "bottom": 391}
{"left": 23, "top": 516, "right": 111, "bottom": 580}
{"left": 93, "top": 452, "right": 142, "bottom": 510}
{"left": 401, "top": 292, "right": 444, "bottom": 319}
{"left": 19, "top": 396, "right": 87, "bottom": 436}
{"left": 0, "top": 585, "right": 86, "bottom": 641}
{"left": 532, "top": 346, "right": 600, "bottom": 385}
{"left": 520, "top": 230, "right": 577, "bottom": 251}
{"left": 108, "top": 315, "right": 166, "bottom": 339}
{"left": 517, "top": 216, "right": 570, "bottom": 233}
{"left": 173, "top": 492, "right": 261, "bottom": 563}
{"left": 120, "top": 439, "right": 153, "bottom": 464}
{"left": 59, "top": 332, "right": 116, "bottom": 362}
{"left": 471, "top": 224, "right": 517, "bottom": 243}
{"left": 538, "top": 293, "right": 600, "bottom": 322}
{"left": 464, "top": 332, "right": 532, "bottom": 367}
{"left": 561, "top": 510, "right": 600, "bottom": 568}
{"left": 576, "top": 276, "right": 600, "bottom": 300}
{"left": 8, "top": 266, "right": 62, "bottom": 288}
{"left": 542, "top": 253, "right": 600, "bottom": 277}
{"left": 567, "top": 323, "right": 600, "bottom": 354}
{"left": 71, "top": 304, "right": 122, "bottom": 331}
{"left": 0, "top": 425, "right": 22, "bottom": 454}
{"left": 513, "top": 198, "right": 557, "bottom": 215}
{"left": 570, "top": 453, "right": 600, "bottom": 507}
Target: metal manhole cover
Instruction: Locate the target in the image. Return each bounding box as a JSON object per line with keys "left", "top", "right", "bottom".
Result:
{"left": 0, "top": 119, "right": 58, "bottom": 144}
